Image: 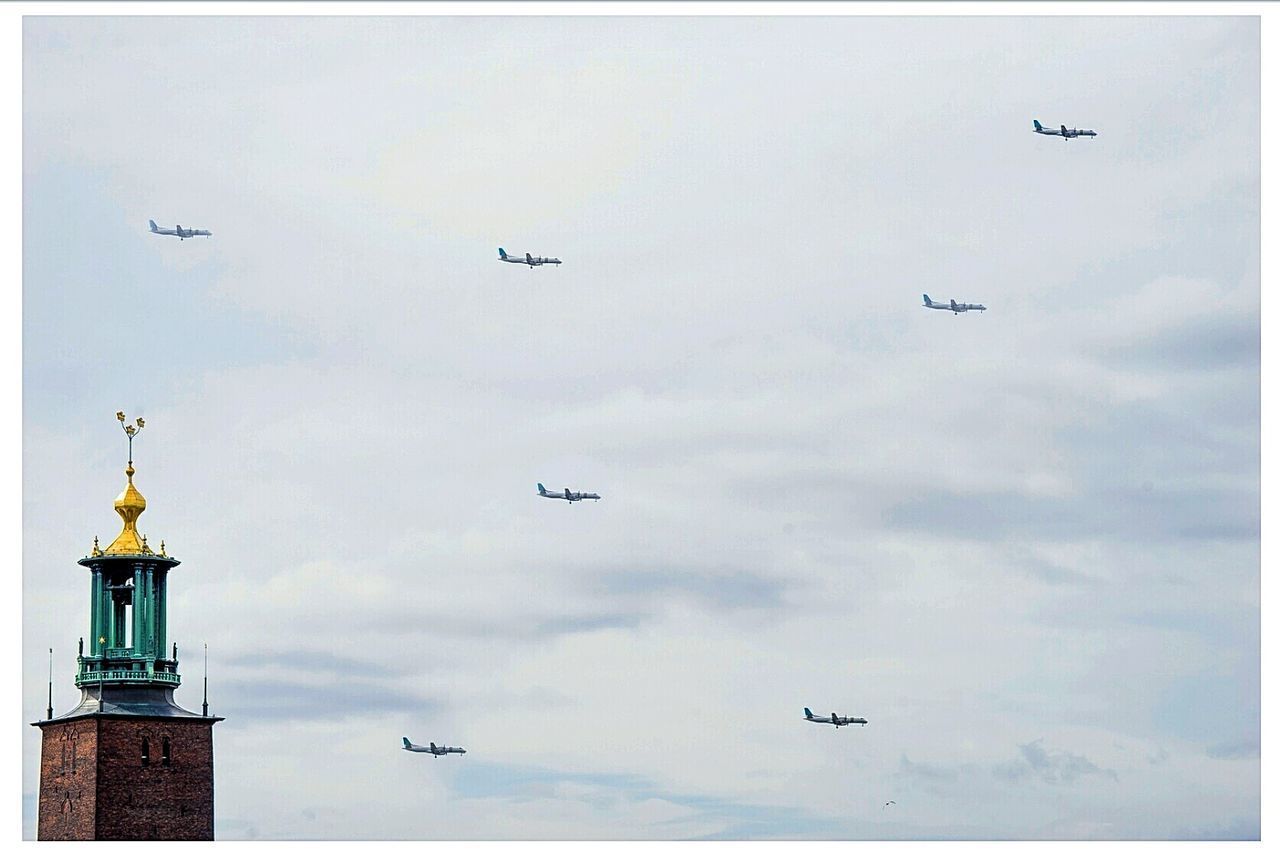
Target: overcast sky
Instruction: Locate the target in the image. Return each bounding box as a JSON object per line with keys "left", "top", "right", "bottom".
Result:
{"left": 21, "top": 12, "right": 1259, "bottom": 840}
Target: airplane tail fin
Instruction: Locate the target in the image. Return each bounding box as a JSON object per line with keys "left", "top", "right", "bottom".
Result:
{"left": 499, "top": 248, "right": 508, "bottom": 259}
{"left": 1033, "top": 119, "right": 1043, "bottom": 131}
{"left": 430, "top": 742, "right": 437, "bottom": 751}
{"left": 922, "top": 294, "right": 932, "bottom": 307}
{"left": 148, "top": 219, "right": 158, "bottom": 232}
{"left": 537, "top": 482, "right": 547, "bottom": 495}
{"left": 804, "top": 707, "right": 813, "bottom": 718}
{"left": 402, "top": 737, "right": 411, "bottom": 748}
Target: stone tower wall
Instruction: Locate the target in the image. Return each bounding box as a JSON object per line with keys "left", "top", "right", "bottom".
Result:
{"left": 37, "top": 718, "right": 99, "bottom": 840}
{"left": 37, "top": 716, "right": 216, "bottom": 840}
{"left": 94, "top": 717, "right": 217, "bottom": 840}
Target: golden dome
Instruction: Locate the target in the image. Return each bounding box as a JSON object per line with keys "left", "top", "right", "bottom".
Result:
{"left": 103, "top": 463, "right": 148, "bottom": 555}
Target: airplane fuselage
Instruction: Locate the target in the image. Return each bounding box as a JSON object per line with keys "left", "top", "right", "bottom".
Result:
{"left": 537, "top": 483, "right": 601, "bottom": 502}
{"left": 1033, "top": 121, "right": 1096, "bottom": 140}
{"left": 543, "top": 495, "right": 592, "bottom": 502}
{"left": 923, "top": 295, "right": 986, "bottom": 314}
{"left": 150, "top": 220, "right": 212, "bottom": 239}
{"left": 499, "top": 248, "right": 561, "bottom": 267}
{"left": 804, "top": 709, "right": 868, "bottom": 727}
{"left": 403, "top": 739, "right": 465, "bottom": 756}
{"left": 503, "top": 257, "right": 561, "bottom": 267}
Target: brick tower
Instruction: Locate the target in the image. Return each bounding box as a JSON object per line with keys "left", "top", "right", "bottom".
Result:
{"left": 33, "top": 413, "right": 222, "bottom": 840}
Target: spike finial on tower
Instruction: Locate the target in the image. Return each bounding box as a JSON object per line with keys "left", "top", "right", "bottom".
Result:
{"left": 202, "top": 642, "right": 209, "bottom": 717}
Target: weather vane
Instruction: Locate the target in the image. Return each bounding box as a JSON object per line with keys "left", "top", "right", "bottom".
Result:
{"left": 115, "top": 411, "right": 145, "bottom": 464}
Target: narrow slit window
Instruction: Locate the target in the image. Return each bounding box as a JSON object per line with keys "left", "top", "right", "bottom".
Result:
{"left": 161, "top": 737, "right": 172, "bottom": 766}
{"left": 141, "top": 737, "right": 150, "bottom": 766}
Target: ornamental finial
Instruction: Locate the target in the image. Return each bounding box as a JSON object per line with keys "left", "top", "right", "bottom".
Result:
{"left": 117, "top": 410, "right": 145, "bottom": 465}
{"left": 104, "top": 411, "right": 149, "bottom": 555}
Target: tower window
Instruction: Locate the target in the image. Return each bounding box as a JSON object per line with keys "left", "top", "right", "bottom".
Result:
{"left": 141, "top": 738, "right": 150, "bottom": 766}
{"left": 161, "top": 737, "right": 172, "bottom": 766}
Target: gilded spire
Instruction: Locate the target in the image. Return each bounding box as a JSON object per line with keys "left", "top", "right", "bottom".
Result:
{"left": 104, "top": 411, "right": 150, "bottom": 556}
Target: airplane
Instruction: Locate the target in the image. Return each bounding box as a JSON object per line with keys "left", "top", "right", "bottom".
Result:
{"left": 804, "top": 707, "right": 868, "bottom": 728}
{"left": 537, "top": 482, "right": 601, "bottom": 502}
{"left": 1033, "top": 119, "right": 1096, "bottom": 140}
{"left": 499, "top": 247, "right": 561, "bottom": 267}
{"left": 402, "top": 737, "right": 466, "bottom": 757}
{"left": 150, "top": 220, "right": 212, "bottom": 239}
{"left": 923, "top": 294, "right": 986, "bottom": 314}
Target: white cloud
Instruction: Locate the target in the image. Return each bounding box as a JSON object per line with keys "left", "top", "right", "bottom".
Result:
{"left": 22, "top": 13, "right": 1259, "bottom": 841}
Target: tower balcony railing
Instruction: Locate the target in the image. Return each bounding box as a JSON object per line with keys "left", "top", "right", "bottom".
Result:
{"left": 86, "top": 648, "right": 174, "bottom": 664}
{"left": 75, "top": 669, "right": 181, "bottom": 687}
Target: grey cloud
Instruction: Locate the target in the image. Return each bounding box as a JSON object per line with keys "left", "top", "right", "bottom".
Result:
{"left": 1062, "top": 395, "right": 1259, "bottom": 490}
{"left": 347, "top": 609, "right": 650, "bottom": 642}
{"left": 897, "top": 753, "right": 962, "bottom": 784}
{"left": 225, "top": 649, "right": 406, "bottom": 679}
{"left": 1176, "top": 816, "right": 1260, "bottom": 841}
{"left": 596, "top": 567, "right": 792, "bottom": 612}
{"left": 1205, "top": 738, "right": 1259, "bottom": 760}
{"left": 1097, "top": 312, "right": 1259, "bottom": 372}
{"left": 993, "top": 740, "right": 1117, "bottom": 785}
{"left": 1015, "top": 555, "right": 1096, "bottom": 587}
{"left": 885, "top": 486, "right": 1258, "bottom": 542}
{"left": 532, "top": 612, "right": 645, "bottom": 636}
{"left": 452, "top": 761, "right": 837, "bottom": 840}
{"left": 213, "top": 677, "right": 438, "bottom": 724}
{"left": 451, "top": 762, "right": 649, "bottom": 803}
